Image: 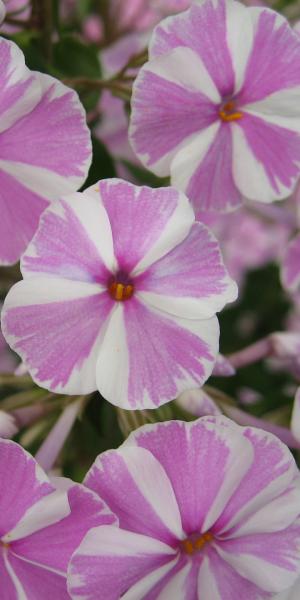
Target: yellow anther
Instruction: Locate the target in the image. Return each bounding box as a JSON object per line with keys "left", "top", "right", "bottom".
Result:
{"left": 108, "top": 280, "right": 134, "bottom": 302}
{"left": 219, "top": 100, "right": 243, "bottom": 122}
{"left": 181, "top": 531, "right": 213, "bottom": 555}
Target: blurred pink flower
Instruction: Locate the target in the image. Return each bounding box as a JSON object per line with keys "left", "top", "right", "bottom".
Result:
{"left": 0, "top": 0, "right": 30, "bottom": 33}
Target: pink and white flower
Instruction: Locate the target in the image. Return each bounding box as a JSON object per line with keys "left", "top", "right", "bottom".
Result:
{"left": 1, "top": 178, "right": 237, "bottom": 409}
{"left": 0, "top": 410, "right": 18, "bottom": 438}
{"left": 68, "top": 416, "right": 300, "bottom": 599}
{"left": 130, "top": 0, "right": 300, "bottom": 215}
{"left": 0, "top": 438, "right": 116, "bottom": 598}
{"left": 0, "top": 37, "right": 91, "bottom": 265}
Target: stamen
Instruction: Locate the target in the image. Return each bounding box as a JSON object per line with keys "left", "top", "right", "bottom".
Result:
{"left": 219, "top": 100, "right": 243, "bottom": 122}
{"left": 181, "top": 531, "right": 213, "bottom": 555}
{"left": 108, "top": 280, "right": 134, "bottom": 302}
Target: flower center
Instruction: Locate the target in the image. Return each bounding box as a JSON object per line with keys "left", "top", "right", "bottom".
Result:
{"left": 219, "top": 100, "right": 243, "bottom": 122}
{"left": 181, "top": 531, "right": 213, "bottom": 555}
{"left": 108, "top": 273, "right": 134, "bottom": 302}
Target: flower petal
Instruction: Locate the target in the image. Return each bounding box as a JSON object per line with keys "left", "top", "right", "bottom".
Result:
{"left": 0, "top": 439, "right": 52, "bottom": 539}
{"left": 0, "top": 72, "right": 91, "bottom": 195}
{"left": 2, "top": 279, "right": 113, "bottom": 394}
{"left": 216, "top": 522, "right": 300, "bottom": 593}
{"left": 0, "top": 169, "right": 48, "bottom": 265}
{"left": 129, "top": 46, "right": 219, "bottom": 176}
{"left": 10, "top": 485, "right": 116, "bottom": 573}
{"left": 95, "top": 300, "right": 219, "bottom": 409}
{"left": 150, "top": 0, "right": 236, "bottom": 95}
{"left": 67, "top": 525, "right": 176, "bottom": 600}
{"left": 232, "top": 114, "right": 300, "bottom": 202}
{"left": 136, "top": 222, "right": 237, "bottom": 319}
{"left": 239, "top": 8, "right": 300, "bottom": 105}
{"left": 215, "top": 427, "right": 299, "bottom": 535}
{"left": 97, "top": 179, "right": 195, "bottom": 275}
{"left": 85, "top": 446, "right": 183, "bottom": 544}
{"left": 0, "top": 38, "right": 41, "bottom": 133}
{"left": 170, "top": 123, "right": 242, "bottom": 214}
{"left": 21, "top": 192, "right": 115, "bottom": 282}
{"left": 6, "top": 554, "right": 69, "bottom": 600}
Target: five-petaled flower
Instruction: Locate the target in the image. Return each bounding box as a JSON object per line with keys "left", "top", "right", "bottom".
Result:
{"left": 68, "top": 416, "right": 300, "bottom": 599}
{"left": 0, "top": 36, "right": 91, "bottom": 265}
{"left": 1, "top": 178, "right": 237, "bottom": 409}
{"left": 0, "top": 438, "right": 116, "bottom": 598}
{"left": 130, "top": 0, "right": 300, "bottom": 214}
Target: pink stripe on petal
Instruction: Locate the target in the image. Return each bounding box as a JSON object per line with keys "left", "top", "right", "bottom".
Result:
{"left": 172, "top": 124, "right": 241, "bottom": 214}
{"left": 0, "top": 547, "right": 24, "bottom": 600}
{"left": 124, "top": 300, "right": 218, "bottom": 409}
{"left": 205, "top": 547, "right": 269, "bottom": 599}
{"left": 85, "top": 446, "right": 182, "bottom": 545}
{"left": 0, "top": 39, "right": 41, "bottom": 132}
{"left": 22, "top": 195, "right": 113, "bottom": 284}
{"left": 281, "top": 235, "right": 300, "bottom": 293}
{"left": 150, "top": 0, "right": 235, "bottom": 95}
{"left": 0, "top": 168, "right": 48, "bottom": 265}
{"left": 68, "top": 526, "right": 175, "bottom": 600}
{"left": 232, "top": 115, "right": 300, "bottom": 202}
{"left": 136, "top": 222, "right": 237, "bottom": 319}
{"left": 99, "top": 179, "right": 194, "bottom": 275}
{"left": 0, "top": 440, "right": 52, "bottom": 539}
{"left": 7, "top": 554, "right": 69, "bottom": 600}
{"left": 214, "top": 428, "right": 298, "bottom": 534}
{"left": 2, "top": 279, "right": 113, "bottom": 394}
{"left": 0, "top": 72, "right": 91, "bottom": 181}
{"left": 239, "top": 9, "right": 300, "bottom": 105}
{"left": 11, "top": 485, "right": 116, "bottom": 573}
{"left": 216, "top": 523, "right": 300, "bottom": 592}
{"left": 130, "top": 49, "right": 218, "bottom": 175}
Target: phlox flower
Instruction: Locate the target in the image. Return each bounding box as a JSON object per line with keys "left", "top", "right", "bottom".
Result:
{"left": 0, "top": 37, "right": 91, "bottom": 265}
{"left": 68, "top": 416, "right": 300, "bottom": 599}
{"left": 0, "top": 438, "right": 116, "bottom": 598}
{"left": 2, "top": 179, "right": 237, "bottom": 409}
{"left": 130, "top": 0, "right": 300, "bottom": 214}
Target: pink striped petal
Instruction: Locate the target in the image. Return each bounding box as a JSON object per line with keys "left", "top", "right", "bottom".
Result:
{"left": 85, "top": 446, "right": 183, "bottom": 544}
{"left": 98, "top": 179, "right": 195, "bottom": 275}
{"left": 6, "top": 554, "right": 69, "bottom": 600}
{"left": 136, "top": 222, "right": 237, "bottom": 319}
{"left": 130, "top": 47, "right": 219, "bottom": 177}
{"left": 150, "top": 0, "right": 235, "bottom": 94}
{"left": 214, "top": 427, "right": 299, "bottom": 534}
{"left": 68, "top": 525, "right": 176, "bottom": 600}
{"left": 239, "top": 8, "right": 300, "bottom": 105}
{"left": 21, "top": 192, "right": 114, "bottom": 283}
{"left": 0, "top": 439, "right": 52, "bottom": 538}
{"left": 216, "top": 523, "right": 300, "bottom": 592}
{"left": 2, "top": 279, "right": 113, "bottom": 394}
{"left": 232, "top": 114, "right": 300, "bottom": 202}
{"left": 10, "top": 485, "right": 116, "bottom": 573}
{"left": 201, "top": 548, "right": 270, "bottom": 599}
{"left": 171, "top": 123, "right": 242, "bottom": 213}
{"left": 95, "top": 300, "right": 219, "bottom": 409}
